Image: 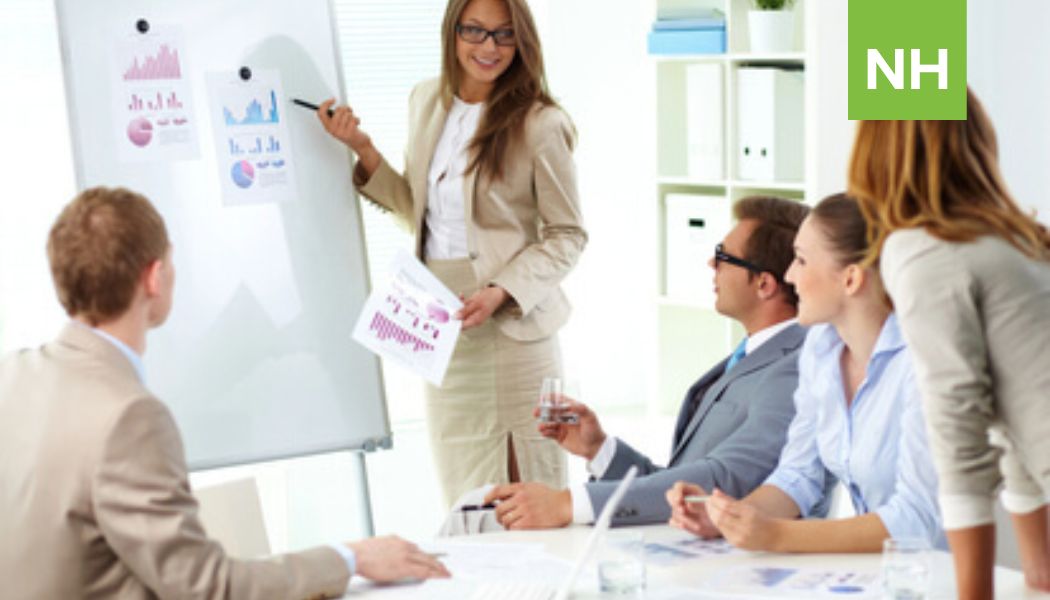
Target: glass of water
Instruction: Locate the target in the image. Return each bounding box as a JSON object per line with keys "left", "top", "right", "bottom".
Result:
{"left": 882, "top": 538, "right": 930, "bottom": 599}
{"left": 597, "top": 530, "right": 646, "bottom": 596}
{"left": 537, "top": 376, "right": 579, "bottom": 424}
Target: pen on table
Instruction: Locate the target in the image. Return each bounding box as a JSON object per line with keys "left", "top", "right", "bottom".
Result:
{"left": 459, "top": 503, "right": 498, "bottom": 512}
{"left": 291, "top": 97, "right": 334, "bottom": 117}
{"left": 426, "top": 552, "right": 447, "bottom": 558}
{"left": 684, "top": 495, "right": 710, "bottom": 505}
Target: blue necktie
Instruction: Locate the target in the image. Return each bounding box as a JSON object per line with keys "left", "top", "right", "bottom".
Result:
{"left": 725, "top": 339, "right": 748, "bottom": 372}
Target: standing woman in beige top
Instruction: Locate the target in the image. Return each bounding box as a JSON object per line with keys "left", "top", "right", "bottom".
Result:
{"left": 849, "top": 88, "right": 1050, "bottom": 599}
{"left": 315, "top": 0, "right": 585, "bottom": 506}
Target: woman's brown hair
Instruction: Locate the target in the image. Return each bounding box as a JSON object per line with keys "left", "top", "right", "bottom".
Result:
{"left": 810, "top": 193, "right": 869, "bottom": 267}
{"left": 439, "top": 0, "right": 567, "bottom": 181}
{"left": 848, "top": 87, "right": 1050, "bottom": 266}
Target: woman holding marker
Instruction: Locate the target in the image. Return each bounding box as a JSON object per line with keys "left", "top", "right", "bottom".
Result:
{"left": 850, "top": 89, "right": 1050, "bottom": 598}
{"left": 315, "top": 0, "right": 585, "bottom": 507}
{"left": 666, "top": 194, "right": 946, "bottom": 553}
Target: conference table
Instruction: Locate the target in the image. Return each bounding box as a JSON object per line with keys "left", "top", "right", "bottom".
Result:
{"left": 346, "top": 524, "right": 1047, "bottom": 598}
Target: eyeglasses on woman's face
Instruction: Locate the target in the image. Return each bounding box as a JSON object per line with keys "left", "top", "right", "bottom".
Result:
{"left": 456, "top": 24, "right": 516, "bottom": 47}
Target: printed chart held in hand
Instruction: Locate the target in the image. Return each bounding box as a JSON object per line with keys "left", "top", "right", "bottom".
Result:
{"left": 206, "top": 69, "right": 297, "bottom": 206}
{"left": 352, "top": 250, "right": 463, "bottom": 385}
{"left": 110, "top": 25, "right": 199, "bottom": 162}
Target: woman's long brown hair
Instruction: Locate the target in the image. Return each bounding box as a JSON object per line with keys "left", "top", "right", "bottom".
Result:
{"left": 848, "top": 87, "right": 1050, "bottom": 265}
{"left": 439, "top": 0, "right": 567, "bottom": 182}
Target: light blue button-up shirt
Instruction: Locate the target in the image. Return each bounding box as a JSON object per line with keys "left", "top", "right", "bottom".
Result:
{"left": 84, "top": 324, "right": 146, "bottom": 382}
{"left": 765, "top": 314, "right": 946, "bottom": 549}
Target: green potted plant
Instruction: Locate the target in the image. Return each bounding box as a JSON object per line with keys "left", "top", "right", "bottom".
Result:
{"left": 748, "top": 0, "right": 797, "bottom": 54}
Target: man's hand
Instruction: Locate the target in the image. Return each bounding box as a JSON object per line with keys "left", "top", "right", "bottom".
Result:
{"left": 535, "top": 399, "right": 607, "bottom": 460}
{"left": 666, "top": 481, "right": 721, "bottom": 538}
{"left": 484, "top": 483, "right": 572, "bottom": 530}
{"left": 456, "top": 286, "right": 509, "bottom": 330}
{"left": 347, "top": 535, "right": 450, "bottom": 582}
{"left": 706, "top": 489, "right": 783, "bottom": 551}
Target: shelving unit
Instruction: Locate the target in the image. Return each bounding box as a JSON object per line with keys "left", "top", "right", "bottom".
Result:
{"left": 651, "top": 0, "right": 809, "bottom": 412}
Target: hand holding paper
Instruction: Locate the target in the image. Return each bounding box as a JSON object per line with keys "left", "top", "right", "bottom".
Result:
{"left": 352, "top": 250, "right": 463, "bottom": 386}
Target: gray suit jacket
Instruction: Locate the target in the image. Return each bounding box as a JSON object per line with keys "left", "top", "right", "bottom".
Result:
{"left": 0, "top": 324, "right": 349, "bottom": 599}
{"left": 585, "top": 324, "right": 806, "bottom": 525}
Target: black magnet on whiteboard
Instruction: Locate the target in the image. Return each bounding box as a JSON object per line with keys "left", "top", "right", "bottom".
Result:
{"left": 239, "top": 66, "right": 252, "bottom": 81}
{"left": 136, "top": 19, "right": 150, "bottom": 34}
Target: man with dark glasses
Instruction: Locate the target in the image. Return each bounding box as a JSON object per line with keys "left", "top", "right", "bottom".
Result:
{"left": 487, "top": 196, "right": 819, "bottom": 530}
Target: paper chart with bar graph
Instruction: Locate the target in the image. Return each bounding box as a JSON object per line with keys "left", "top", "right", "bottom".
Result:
{"left": 111, "top": 26, "right": 199, "bottom": 162}
{"left": 352, "top": 250, "right": 463, "bottom": 386}
{"left": 206, "top": 70, "right": 297, "bottom": 206}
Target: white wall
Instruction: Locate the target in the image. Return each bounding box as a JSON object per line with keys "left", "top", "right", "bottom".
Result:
{"left": 539, "top": 0, "right": 658, "bottom": 412}
{"left": 967, "top": 0, "right": 1050, "bottom": 224}
{"left": 0, "top": 1, "right": 76, "bottom": 351}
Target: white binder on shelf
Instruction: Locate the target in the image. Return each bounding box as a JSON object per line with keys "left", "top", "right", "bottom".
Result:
{"left": 665, "top": 193, "right": 731, "bottom": 308}
{"left": 685, "top": 63, "right": 724, "bottom": 181}
{"left": 736, "top": 67, "right": 804, "bottom": 182}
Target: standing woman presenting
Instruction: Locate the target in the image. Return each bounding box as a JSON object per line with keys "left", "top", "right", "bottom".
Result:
{"left": 317, "top": 0, "right": 585, "bottom": 506}
{"left": 850, "top": 88, "right": 1050, "bottom": 598}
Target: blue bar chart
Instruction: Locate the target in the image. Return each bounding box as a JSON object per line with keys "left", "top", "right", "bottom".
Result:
{"left": 223, "top": 90, "right": 280, "bottom": 126}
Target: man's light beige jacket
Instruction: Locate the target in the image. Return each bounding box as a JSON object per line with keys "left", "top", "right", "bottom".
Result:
{"left": 0, "top": 323, "right": 350, "bottom": 599}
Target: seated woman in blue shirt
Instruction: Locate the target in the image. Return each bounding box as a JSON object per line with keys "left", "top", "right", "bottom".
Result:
{"left": 666, "top": 193, "right": 945, "bottom": 552}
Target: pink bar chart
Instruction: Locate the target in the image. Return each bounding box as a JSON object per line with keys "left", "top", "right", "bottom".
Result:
{"left": 369, "top": 312, "right": 435, "bottom": 353}
{"left": 123, "top": 44, "right": 182, "bottom": 81}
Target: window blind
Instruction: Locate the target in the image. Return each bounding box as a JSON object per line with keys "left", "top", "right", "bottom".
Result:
{"left": 330, "top": 0, "right": 447, "bottom": 280}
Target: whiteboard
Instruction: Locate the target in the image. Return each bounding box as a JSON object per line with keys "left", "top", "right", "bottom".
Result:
{"left": 55, "top": 0, "right": 390, "bottom": 469}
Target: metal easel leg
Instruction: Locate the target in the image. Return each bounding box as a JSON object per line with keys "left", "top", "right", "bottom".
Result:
{"left": 352, "top": 450, "right": 375, "bottom": 537}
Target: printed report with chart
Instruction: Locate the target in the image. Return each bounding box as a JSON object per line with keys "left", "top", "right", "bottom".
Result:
{"left": 352, "top": 250, "right": 463, "bottom": 385}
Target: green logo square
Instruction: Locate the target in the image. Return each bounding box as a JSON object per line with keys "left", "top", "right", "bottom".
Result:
{"left": 849, "top": 0, "right": 967, "bottom": 120}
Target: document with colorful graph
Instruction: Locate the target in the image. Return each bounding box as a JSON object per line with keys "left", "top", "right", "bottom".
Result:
{"left": 205, "top": 69, "right": 297, "bottom": 206}
{"left": 111, "top": 25, "right": 199, "bottom": 162}
{"left": 352, "top": 250, "right": 463, "bottom": 386}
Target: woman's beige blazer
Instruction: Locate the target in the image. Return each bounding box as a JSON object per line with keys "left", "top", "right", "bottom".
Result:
{"left": 356, "top": 78, "right": 587, "bottom": 341}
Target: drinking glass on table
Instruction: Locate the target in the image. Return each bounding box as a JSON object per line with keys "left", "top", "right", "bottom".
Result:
{"left": 537, "top": 376, "right": 579, "bottom": 424}
{"left": 597, "top": 529, "right": 646, "bottom": 596}
{"left": 882, "top": 538, "right": 930, "bottom": 599}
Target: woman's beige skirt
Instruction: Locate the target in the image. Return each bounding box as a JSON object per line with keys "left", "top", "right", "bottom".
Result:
{"left": 426, "top": 257, "right": 568, "bottom": 507}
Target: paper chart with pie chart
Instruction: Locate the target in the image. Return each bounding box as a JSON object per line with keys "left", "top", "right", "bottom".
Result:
{"left": 111, "top": 26, "right": 199, "bottom": 162}
{"left": 352, "top": 250, "right": 463, "bottom": 386}
{"left": 206, "top": 70, "right": 298, "bottom": 206}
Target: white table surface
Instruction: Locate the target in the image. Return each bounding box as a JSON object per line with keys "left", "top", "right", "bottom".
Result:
{"left": 346, "top": 524, "right": 1050, "bottom": 599}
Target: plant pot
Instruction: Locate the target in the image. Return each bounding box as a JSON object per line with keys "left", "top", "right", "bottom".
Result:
{"left": 747, "top": 9, "right": 796, "bottom": 54}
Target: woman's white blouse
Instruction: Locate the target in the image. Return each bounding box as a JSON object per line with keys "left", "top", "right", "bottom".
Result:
{"left": 424, "top": 96, "right": 483, "bottom": 260}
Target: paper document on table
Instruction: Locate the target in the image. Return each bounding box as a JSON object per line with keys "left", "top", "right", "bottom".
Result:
{"left": 352, "top": 250, "right": 463, "bottom": 385}
{"left": 422, "top": 541, "right": 571, "bottom": 583}
{"left": 343, "top": 542, "right": 572, "bottom": 599}
{"left": 638, "top": 534, "right": 740, "bottom": 566}
{"left": 705, "top": 566, "right": 880, "bottom": 598}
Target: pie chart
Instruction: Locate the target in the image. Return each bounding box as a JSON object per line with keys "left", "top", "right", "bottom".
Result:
{"left": 231, "top": 160, "right": 255, "bottom": 189}
{"left": 127, "top": 117, "right": 153, "bottom": 147}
